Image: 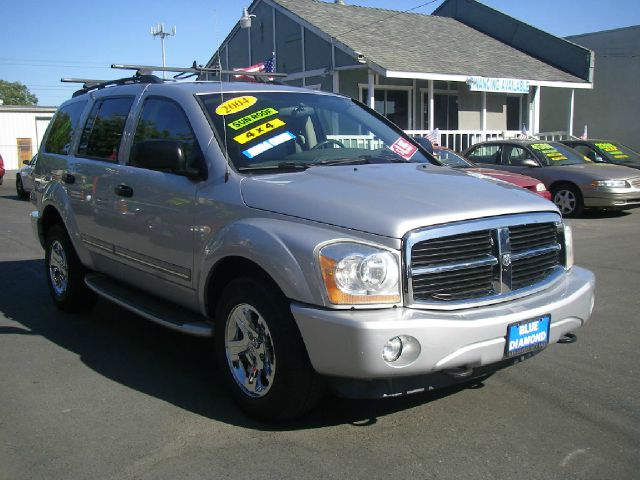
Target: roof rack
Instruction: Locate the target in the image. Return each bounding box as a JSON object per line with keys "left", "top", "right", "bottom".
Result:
{"left": 61, "top": 61, "right": 288, "bottom": 98}
{"left": 112, "top": 62, "right": 287, "bottom": 81}
{"left": 62, "top": 74, "right": 163, "bottom": 97}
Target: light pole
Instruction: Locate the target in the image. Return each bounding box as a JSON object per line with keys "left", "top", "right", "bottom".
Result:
{"left": 150, "top": 23, "right": 176, "bottom": 79}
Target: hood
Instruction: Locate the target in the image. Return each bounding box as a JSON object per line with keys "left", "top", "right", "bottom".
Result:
{"left": 467, "top": 167, "right": 538, "bottom": 187}
{"left": 548, "top": 163, "right": 640, "bottom": 181}
{"left": 240, "top": 164, "right": 558, "bottom": 239}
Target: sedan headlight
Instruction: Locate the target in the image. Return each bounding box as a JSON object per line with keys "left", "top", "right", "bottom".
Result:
{"left": 591, "top": 179, "right": 630, "bottom": 188}
{"left": 318, "top": 242, "right": 401, "bottom": 305}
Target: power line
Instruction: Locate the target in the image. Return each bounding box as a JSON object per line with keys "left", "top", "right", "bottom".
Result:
{"left": 334, "top": 0, "right": 442, "bottom": 39}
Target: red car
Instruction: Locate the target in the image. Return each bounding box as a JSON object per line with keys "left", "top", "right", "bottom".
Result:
{"left": 0, "top": 154, "right": 5, "bottom": 185}
{"left": 433, "top": 146, "right": 552, "bottom": 200}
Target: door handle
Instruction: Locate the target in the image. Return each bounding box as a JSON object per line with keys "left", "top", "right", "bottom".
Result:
{"left": 62, "top": 173, "right": 75, "bottom": 184}
{"left": 114, "top": 184, "right": 133, "bottom": 198}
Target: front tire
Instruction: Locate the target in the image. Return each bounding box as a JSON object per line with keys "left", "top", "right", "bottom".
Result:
{"left": 45, "top": 224, "right": 97, "bottom": 312}
{"left": 552, "top": 184, "right": 583, "bottom": 217}
{"left": 214, "top": 277, "right": 324, "bottom": 421}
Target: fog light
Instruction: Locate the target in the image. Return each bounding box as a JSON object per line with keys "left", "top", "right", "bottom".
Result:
{"left": 383, "top": 336, "right": 403, "bottom": 362}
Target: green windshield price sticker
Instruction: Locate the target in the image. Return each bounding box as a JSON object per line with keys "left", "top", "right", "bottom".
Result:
{"left": 595, "top": 143, "right": 629, "bottom": 158}
{"left": 530, "top": 143, "right": 567, "bottom": 161}
{"left": 228, "top": 108, "right": 279, "bottom": 131}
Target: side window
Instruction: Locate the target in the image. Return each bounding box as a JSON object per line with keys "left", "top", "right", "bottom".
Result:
{"left": 504, "top": 145, "right": 530, "bottom": 166}
{"left": 129, "top": 98, "right": 201, "bottom": 174}
{"left": 44, "top": 101, "right": 87, "bottom": 155}
{"left": 467, "top": 145, "right": 502, "bottom": 164}
{"left": 572, "top": 144, "right": 596, "bottom": 158}
{"left": 77, "top": 97, "right": 134, "bottom": 161}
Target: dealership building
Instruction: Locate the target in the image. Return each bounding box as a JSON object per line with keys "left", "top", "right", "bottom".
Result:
{"left": 205, "top": 0, "right": 594, "bottom": 150}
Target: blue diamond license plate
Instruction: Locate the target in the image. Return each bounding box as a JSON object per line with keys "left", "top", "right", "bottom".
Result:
{"left": 505, "top": 314, "right": 551, "bottom": 358}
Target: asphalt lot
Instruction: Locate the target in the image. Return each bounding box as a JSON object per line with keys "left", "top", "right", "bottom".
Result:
{"left": 0, "top": 179, "right": 638, "bottom": 480}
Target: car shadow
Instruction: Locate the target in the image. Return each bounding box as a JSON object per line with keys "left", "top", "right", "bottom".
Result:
{"left": 577, "top": 209, "right": 632, "bottom": 219}
{"left": 0, "top": 259, "right": 484, "bottom": 430}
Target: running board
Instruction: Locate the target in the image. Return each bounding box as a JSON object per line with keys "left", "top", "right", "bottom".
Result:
{"left": 84, "top": 273, "right": 213, "bottom": 337}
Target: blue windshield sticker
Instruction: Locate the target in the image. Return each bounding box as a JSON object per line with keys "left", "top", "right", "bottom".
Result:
{"left": 242, "top": 131, "right": 296, "bottom": 159}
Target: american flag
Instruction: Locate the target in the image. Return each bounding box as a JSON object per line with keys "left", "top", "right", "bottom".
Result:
{"left": 233, "top": 55, "right": 276, "bottom": 81}
{"left": 580, "top": 125, "right": 588, "bottom": 140}
{"left": 519, "top": 123, "right": 528, "bottom": 139}
{"left": 425, "top": 128, "right": 439, "bottom": 145}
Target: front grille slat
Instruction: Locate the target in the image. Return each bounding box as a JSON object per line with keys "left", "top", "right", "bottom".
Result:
{"left": 409, "top": 220, "right": 562, "bottom": 305}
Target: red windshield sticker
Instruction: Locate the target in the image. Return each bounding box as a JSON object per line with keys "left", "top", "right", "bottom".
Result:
{"left": 390, "top": 138, "right": 417, "bottom": 160}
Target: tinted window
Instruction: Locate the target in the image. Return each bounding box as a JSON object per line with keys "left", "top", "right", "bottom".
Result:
{"left": 44, "top": 101, "right": 87, "bottom": 155}
{"left": 504, "top": 145, "right": 535, "bottom": 166}
{"left": 77, "top": 97, "right": 134, "bottom": 161}
{"left": 529, "top": 142, "right": 587, "bottom": 166}
{"left": 466, "top": 145, "right": 501, "bottom": 164}
{"left": 129, "top": 98, "right": 200, "bottom": 172}
{"left": 571, "top": 144, "right": 599, "bottom": 160}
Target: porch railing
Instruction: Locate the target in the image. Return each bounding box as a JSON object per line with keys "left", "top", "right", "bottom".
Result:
{"left": 405, "top": 130, "right": 523, "bottom": 152}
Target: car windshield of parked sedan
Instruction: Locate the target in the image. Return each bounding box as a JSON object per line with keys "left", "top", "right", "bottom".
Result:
{"left": 434, "top": 148, "right": 474, "bottom": 168}
{"left": 529, "top": 142, "right": 587, "bottom": 166}
{"left": 593, "top": 142, "right": 640, "bottom": 164}
{"left": 201, "top": 91, "right": 433, "bottom": 172}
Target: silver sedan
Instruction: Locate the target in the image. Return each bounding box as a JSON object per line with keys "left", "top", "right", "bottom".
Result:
{"left": 463, "top": 140, "right": 640, "bottom": 216}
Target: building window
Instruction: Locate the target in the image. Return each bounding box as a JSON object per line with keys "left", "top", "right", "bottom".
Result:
{"left": 421, "top": 84, "right": 459, "bottom": 130}
{"left": 360, "top": 86, "right": 412, "bottom": 130}
{"left": 507, "top": 96, "right": 522, "bottom": 131}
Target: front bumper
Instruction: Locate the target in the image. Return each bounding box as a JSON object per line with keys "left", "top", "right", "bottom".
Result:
{"left": 292, "top": 266, "right": 595, "bottom": 380}
{"left": 584, "top": 188, "right": 640, "bottom": 209}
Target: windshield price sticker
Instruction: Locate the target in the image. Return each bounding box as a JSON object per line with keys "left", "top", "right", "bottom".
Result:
{"left": 228, "top": 108, "right": 278, "bottom": 131}
{"left": 595, "top": 142, "right": 629, "bottom": 159}
{"left": 530, "top": 143, "right": 567, "bottom": 161}
{"left": 233, "top": 118, "right": 286, "bottom": 145}
{"left": 506, "top": 315, "right": 551, "bottom": 357}
{"left": 242, "top": 131, "right": 296, "bottom": 159}
{"left": 389, "top": 137, "right": 418, "bottom": 160}
{"left": 215, "top": 96, "right": 257, "bottom": 116}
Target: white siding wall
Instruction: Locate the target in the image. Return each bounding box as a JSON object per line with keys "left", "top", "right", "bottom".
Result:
{"left": 0, "top": 110, "right": 55, "bottom": 170}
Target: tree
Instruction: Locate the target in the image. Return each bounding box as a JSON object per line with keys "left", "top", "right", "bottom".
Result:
{"left": 0, "top": 80, "right": 38, "bottom": 106}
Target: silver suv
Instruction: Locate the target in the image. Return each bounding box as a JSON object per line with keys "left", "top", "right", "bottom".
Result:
{"left": 31, "top": 74, "right": 595, "bottom": 420}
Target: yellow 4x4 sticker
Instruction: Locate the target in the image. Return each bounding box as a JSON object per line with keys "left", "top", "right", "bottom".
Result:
{"left": 215, "top": 96, "right": 257, "bottom": 116}
{"left": 233, "top": 118, "right": 285, "bottom": 145}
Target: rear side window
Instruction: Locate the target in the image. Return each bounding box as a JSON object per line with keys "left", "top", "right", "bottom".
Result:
{"left": 77, "top": 97, "right": 134, "bottom": 161}
{"left": 467, "top": 145, "right": 502, "bottom": 164}
{"left": 44, "top": 101, "right": 87, "bottom": 155}
{"left": 129, "top": 98, "right": 200, "bottom": 172}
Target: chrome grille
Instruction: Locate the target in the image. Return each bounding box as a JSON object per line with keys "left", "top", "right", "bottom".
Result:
{"left": 405, "top": 214, "right": 565, "bottom": 310}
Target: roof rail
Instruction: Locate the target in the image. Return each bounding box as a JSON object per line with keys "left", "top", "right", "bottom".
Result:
{"left": 62, "top": 74, "right": 163, "bottom": 97}
{"left": 112, "top": 62, "right": 287, "bottom": 81}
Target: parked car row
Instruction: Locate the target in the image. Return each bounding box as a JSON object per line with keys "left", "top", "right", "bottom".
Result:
{"left": 460, "top": 139, "right": 640, "bottom": 216}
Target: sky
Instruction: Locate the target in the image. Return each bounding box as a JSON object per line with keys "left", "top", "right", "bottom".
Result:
{"left": 2, "top": 0, "right": 639, "bottom": 106}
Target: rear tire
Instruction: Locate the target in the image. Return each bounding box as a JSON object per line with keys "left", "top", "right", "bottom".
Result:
{"left": 45, "top": 224, "right": 97, "bottom": 312}
{"left": 16, "top": 176, "right": 28, "bottom": 200}
{"left": 214, "top": 276, "right": 324, "bottom": 421}
{"left": 552, "top": 184, "right": 583, "bottom": 217}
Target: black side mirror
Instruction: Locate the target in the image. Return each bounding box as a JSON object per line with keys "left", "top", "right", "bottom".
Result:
{"left": 130, "top": 140, "right": 201, "bottom": 178}
{"left": 522, "top": 159, "right": 539, "bottom": 168}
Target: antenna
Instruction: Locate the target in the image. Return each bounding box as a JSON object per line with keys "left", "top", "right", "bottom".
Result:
{"left": 150, "top": 23, "right": 177, "bottom": 79}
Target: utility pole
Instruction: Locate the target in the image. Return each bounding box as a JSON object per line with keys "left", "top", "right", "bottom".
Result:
{"left": 150, "top": 23, "right": 176, "bottom": 79}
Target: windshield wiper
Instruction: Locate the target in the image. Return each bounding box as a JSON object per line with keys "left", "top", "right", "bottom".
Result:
{"left": 238, "top": 162, "right": 310, "bottom": 173}
{"left": 313, "top": 156, "right": 372, "bottom": 166}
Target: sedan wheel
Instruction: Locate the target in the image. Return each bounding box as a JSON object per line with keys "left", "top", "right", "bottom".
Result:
{"left": 16, "top": 176, "right": 28, "bottom": 200}
{"left": 552, "top": 185, "right": 583, "bottom": 217}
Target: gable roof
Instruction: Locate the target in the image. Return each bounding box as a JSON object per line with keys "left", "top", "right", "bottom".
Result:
{"left": 268, "top": 0, "right": 589, "bottom": 85}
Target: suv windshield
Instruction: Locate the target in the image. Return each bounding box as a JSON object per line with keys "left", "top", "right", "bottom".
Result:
{"left": 201, "top": 91, "right": 432, "bottom": 172}
{"left": 529, "top": 142, "right": 587, "bottom": 166}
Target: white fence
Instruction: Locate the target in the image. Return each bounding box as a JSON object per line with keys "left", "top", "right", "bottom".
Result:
{"left": 405, "top": 130, "right": 524, "bottom": 152}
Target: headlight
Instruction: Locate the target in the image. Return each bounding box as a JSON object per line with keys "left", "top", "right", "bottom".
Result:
{"left": 535, "top": 183, "right": 547, "bottom": 192}
{"left": 563, "top": 224, "right": 574, "bottom": 269}
{"left": 318, "top": 242, "right": 401, "bottom": 305}
{"left": 591, "top": 179, "right": 630, "bottom": 188}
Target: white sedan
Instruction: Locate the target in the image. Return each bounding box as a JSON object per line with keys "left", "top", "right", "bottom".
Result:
{"left": 16, "top": 155, "right": 37, "bottom": 200}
